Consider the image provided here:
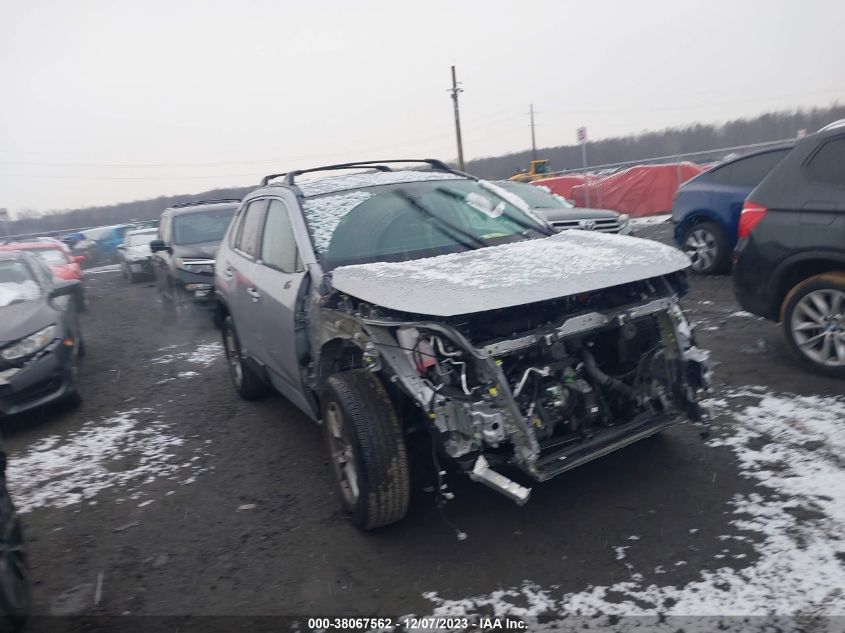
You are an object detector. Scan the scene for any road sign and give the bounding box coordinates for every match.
[577,126,587,144]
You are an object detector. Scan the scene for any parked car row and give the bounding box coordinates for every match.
[671,120,845,375]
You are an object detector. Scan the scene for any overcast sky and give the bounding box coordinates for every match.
[1,0,843,214]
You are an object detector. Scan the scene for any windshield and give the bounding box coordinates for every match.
[0,260,42,307]
[303,179,550,270]
[172,209,235,245]
[125,232,157,247]
[32,248,69,265]
[497,181,572,209]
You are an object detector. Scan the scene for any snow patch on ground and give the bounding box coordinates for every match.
[151,341,223,367]
[631,213,671,226]
[85,264,121,275]
[729,311,761,319]
[7,408,212,513]
[422,387,845,627]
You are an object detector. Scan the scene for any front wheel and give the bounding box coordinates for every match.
[781,273,845,378]
[682,221,729,275]
[322,369,410,530]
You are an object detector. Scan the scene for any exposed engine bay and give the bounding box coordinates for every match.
[318,272,711,505]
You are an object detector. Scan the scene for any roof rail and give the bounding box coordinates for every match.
[170,198,241,209]
[818,119,845,133]
[260,159,464,187]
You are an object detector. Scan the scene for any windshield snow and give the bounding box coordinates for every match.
[302,178,549,270]
[0,261,42,307]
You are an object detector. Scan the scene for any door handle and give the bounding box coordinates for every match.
[221,265,234,279]
[247,287,261,301]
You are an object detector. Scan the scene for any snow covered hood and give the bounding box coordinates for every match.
[331,230,691,317]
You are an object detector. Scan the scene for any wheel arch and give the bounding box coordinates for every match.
[771,252,845,318]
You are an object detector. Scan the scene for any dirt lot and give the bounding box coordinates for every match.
[5,221,844,628]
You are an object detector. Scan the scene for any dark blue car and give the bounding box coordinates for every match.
[672,145,793,274]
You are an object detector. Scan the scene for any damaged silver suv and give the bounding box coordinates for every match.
[215,160,711,530]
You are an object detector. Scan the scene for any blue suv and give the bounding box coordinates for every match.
[672,145,792,274]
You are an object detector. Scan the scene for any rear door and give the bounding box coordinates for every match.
[248,198,312,414]
[800,134,845,249]
[222,199,268,357]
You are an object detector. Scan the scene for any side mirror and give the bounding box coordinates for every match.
[72,255,85,264]
[49,279,80,299]
[150,239,168,253]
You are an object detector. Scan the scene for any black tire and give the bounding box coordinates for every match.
[681,221,730,275]
[780,272,845,379]
[221,316,270,400]
[322,369,410,530]
[0,481,28,633]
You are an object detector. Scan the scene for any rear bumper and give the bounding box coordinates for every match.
[0,342,75,417]
[173,270,216,310]
[732,241,780,321]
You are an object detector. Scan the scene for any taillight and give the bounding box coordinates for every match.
[738,201,768,240]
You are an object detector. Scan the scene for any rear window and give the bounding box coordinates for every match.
[806,136,845,186]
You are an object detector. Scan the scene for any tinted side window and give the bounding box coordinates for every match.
[236,200,268,258]
[708,163,736,186]
[729,150,790,187]
[710,150,788,187]
[806,137,845,186]
[261,200,301,273]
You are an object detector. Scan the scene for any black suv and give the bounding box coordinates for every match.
[150,200,238,312]
[734,121,845,377]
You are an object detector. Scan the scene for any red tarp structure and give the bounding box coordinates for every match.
[531,175,587,199]
[568,162,705,217]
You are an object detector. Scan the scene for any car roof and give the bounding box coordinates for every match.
[0,241,63,251]
[0,250,27,261]
[165,201,240,215]
[126,227,158,236]
[253,169,466,201]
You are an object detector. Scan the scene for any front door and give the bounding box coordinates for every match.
[249,198,312,416]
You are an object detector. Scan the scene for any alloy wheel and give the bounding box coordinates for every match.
[325,402,360,506]
[684,228,718,272]
[790,289,845,366]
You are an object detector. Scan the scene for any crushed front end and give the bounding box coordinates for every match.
[324,271,711,505]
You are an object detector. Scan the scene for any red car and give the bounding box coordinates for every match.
[0,241,85,282]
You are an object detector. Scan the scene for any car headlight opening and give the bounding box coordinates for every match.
[1,324,58,361]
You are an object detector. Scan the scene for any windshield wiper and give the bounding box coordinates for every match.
[391,189,489,251]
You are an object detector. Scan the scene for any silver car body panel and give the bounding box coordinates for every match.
[331,230,691,317]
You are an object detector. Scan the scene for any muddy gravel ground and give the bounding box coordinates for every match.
[4,221,844,629]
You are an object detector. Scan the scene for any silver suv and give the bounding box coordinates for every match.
[215,160,712,530]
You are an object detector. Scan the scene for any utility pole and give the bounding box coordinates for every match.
[529,104,537,161]
[449,65,465,170]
